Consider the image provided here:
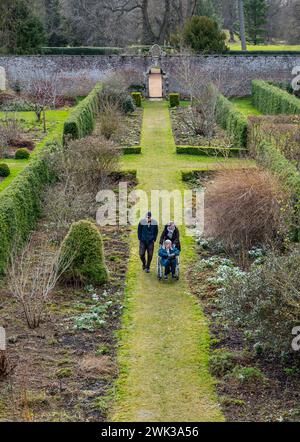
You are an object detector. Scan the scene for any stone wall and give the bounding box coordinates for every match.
[0,54,299,96]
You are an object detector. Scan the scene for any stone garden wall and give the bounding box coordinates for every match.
[0,54,299,96]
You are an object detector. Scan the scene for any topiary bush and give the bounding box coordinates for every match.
[15,148,30,160]
[59,220,109,286]
[0,163,10,177]
[131,92,142,107]
[169,93,180,108]
[63,83,102,141]
[215,94,248,148]
[252,80,300,115]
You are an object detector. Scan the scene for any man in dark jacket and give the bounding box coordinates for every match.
[159,221,181,251]
[138,211,158,273]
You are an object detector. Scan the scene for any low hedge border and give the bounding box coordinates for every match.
[181,169,217,182]
[122,146,142,154]
[256,141,300,240]
[109,170,137,182]
[63,83,102,140]
[252,80,300,115]
[176,145,245,157]
[215,94,248,148]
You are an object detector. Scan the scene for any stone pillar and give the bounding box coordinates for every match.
[0,66,6,91]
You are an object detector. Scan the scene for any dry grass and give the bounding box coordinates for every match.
[205,168,290,259]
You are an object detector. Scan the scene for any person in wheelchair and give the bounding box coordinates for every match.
[158,239,180,280]
[159,221,181,251]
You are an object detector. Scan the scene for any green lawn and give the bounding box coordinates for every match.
[0,159,28,192]
[230,97,262,116]
[229,43,300,51]
[0,109,69,192]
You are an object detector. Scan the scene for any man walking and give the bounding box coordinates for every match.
[138,212,158,273]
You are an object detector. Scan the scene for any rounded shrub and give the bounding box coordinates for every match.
[0,163,10,178]
[15,148,30,160]
[59,220,109,286]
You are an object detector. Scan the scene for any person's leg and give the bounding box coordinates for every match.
[139,242,146,270]
[171,258,176,276]
[164,261,170,279]
[146,242,154,270]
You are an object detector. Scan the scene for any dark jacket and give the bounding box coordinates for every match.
[159,225,181,251]
[138,219,158,244]
[158,246,180,267]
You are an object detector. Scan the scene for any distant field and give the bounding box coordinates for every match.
[228,43,300,51]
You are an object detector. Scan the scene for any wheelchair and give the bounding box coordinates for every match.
[157,255,180,281]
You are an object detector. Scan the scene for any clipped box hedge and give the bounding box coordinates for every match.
[63,83,102,140]
[169,93,180,108]
[131,92,142,107]
[0,149,54,274]
[252,80,300,115]
[256,141,300,240]
[176,145,245,157]
[122,146,142,154]
[215,94,248,148]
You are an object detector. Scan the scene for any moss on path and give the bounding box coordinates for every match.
[112,101,230,422]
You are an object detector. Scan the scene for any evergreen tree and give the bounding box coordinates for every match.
[183,15,228,53]
[0,0,45,54]
[244,0,268,45]
[44,0,67,46]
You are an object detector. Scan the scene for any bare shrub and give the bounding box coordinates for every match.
[8,238,74,329]
[205,168,291,260]
[52,136,120,191]
[43,136,119,239]
[98,102,123,140]
[220,248,300,355]
[0,115,23,155]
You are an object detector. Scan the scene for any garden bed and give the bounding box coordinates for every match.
[0,174,135,422]
[170,105,231,147]
[185,172,300,422]
[188,245,300,422]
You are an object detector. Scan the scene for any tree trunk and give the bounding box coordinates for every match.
[43,108,46,133]
[238,0,247,50]
[141,0,157,44]
[229,27,236,43]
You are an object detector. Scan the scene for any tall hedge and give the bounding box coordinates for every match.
[252,80,300,115]
[63,83,102,140]
[215,94,248,148]
[256,141,300,240]
[0,150,54,274]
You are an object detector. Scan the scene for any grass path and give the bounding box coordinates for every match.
[111,101,228,422]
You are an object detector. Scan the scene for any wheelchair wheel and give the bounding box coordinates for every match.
[157,256,163,280]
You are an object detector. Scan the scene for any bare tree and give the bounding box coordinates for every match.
[27,72,60,132]
[8,238,74,329]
